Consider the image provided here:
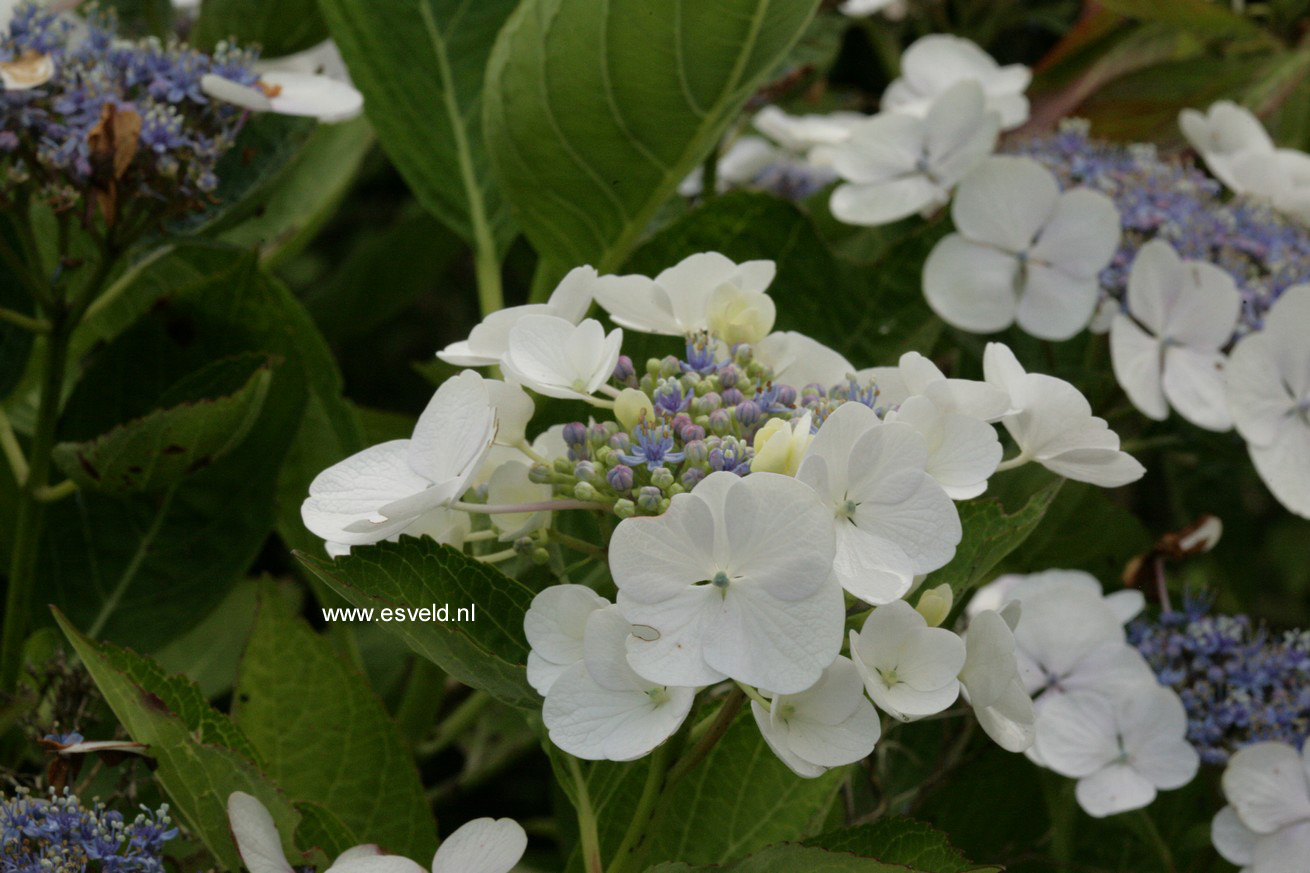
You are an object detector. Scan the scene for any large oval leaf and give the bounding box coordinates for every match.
[318,0,519,254]
[482,0,819,270]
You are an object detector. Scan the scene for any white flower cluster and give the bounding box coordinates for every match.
[299,246,1145,777]
[227,792,526,873]
[970,570,1199,818]
[509,257,1144,775]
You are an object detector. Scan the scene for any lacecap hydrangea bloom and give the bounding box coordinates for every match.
[0,1,359,226]
[301,248,1148,776]
[0,786,177,873]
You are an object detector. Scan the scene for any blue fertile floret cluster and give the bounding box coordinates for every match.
[1130,594,1310,765]
[1010,120,1310,334]
[0,786,177,873]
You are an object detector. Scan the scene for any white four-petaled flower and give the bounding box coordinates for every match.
[300,370,495,552]
[983,343,1145,487]
[924,156,1121,341]
[828,81,1000,227]
[1226,285,1310,518]
[1110,239,1240,431]
[610,471,843,695]
[797,404,961,604]
[593,252,775,339]
[502,315,622,403]
[882,34,1032,130]
[542,605,695,761]
[1212,741,1310,873]
[850,600,966,721]
[437,266,595,367]
[1034,686,1199,818]
[751,656,882,779]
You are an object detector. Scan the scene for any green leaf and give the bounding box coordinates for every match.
[645,843,999,873]
[193,0,328,57]
[293,802,361,863]
[555,712,842,871]
[153,577,263,699]
[170,115,317,237]
[219,117,375,266]
[53,610,298,872]
[804,819,998,873]
[998,478,1151,581]
[318,0,518,253]
[927,478,1063,600]
[1095,0,1270,40]
[51,353,273,494]
[232,587,438,860]
[36,245,334,651]
[297,538,538,709]
[483,0,821,270]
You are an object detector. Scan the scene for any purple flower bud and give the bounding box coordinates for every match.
[684,439,709,464]
[681,468,705,489]
[607,464,634,492]
[681,424,706,442]
[721,388,745,406]
[612,355,636,385]
[575,461,596,482]
[735,400,762,427]
[609,432,632,453]
[563,421,589,447]
[708,408,732,436]
[776,385,798,406]
[718,365,739,388]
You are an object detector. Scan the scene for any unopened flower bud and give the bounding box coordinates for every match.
[563,421,588,448]
[614,498,636,518]
[650,467,675,490]
[636,486,662,512]
[709,408,732,436]
[684,439,709,465]
[721,388,745,406]
[719,365,739,388]
[915,584,954,628]
[681,468,705,489]
[607,464,634,492]
[609,432,632,453]
[529,463,552,484]
[776,385,798,406]
[574,461,596,482]
[735,400,762,427]
[612,355,636,386]
[573,481,598,500]
[681,424,705,442]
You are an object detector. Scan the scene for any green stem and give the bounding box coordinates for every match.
[566,754,604,873]
[1132,809,1176,873]
[615,689,745,873]
[0,407,28,486]
[393,657,446,749]
[606,740,672,873]
[0,319,71,691]
[0,306,48,333]
[418,3,503,319]
[416,689,491,757]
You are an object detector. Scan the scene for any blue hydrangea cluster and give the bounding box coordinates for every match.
[1129,594,1310,765]
[1,3,260,213]
[1007,119,1310,332]
[525,333,880,517]
[0,786,177,873]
